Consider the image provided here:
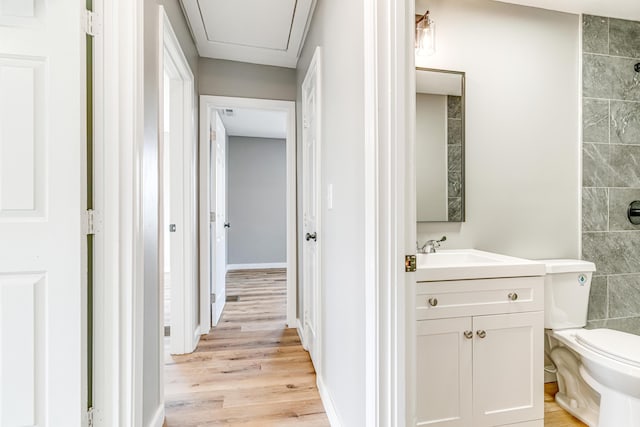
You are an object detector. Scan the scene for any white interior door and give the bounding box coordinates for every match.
[212,111,227,325]
[302,48,321,367]
[0,1,84,425]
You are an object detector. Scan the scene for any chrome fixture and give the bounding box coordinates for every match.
[418,236,447,254]
[635,63,640,72]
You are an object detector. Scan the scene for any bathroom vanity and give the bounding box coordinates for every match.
[415,250,546,427]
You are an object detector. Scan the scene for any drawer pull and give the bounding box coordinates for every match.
[508,292,518,301]
[428,297,438,307]
[477,330,487,339]
[463,330,473,339]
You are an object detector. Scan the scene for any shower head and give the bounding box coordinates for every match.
[636,62,640,73]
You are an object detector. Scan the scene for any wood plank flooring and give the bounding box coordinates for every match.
[164,269,330,426]
[544,382,587,426]
[164,269,587,426]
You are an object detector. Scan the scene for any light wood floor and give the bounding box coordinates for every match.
[164,269,330,426]
[544,382,587,426]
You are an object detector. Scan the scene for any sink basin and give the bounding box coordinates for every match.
[416,249,545,282]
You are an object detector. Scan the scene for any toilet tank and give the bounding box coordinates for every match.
[539,259,596,329]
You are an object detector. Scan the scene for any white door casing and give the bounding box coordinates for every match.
[159,6,199,355]
[0,0,84,425]
[212,111,227,325]
[301,47,322,369]
[199,96,297,332]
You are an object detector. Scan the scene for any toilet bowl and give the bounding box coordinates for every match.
[542,259,640,427]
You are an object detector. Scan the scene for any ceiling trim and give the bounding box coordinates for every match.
[494,0,640,21]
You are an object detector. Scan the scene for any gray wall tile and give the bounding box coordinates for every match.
[583,98,609,143]
[611,101,640,145]
[583,143,611,187]
[583,15,609,55]
[609,274,640,317]
[448,198,462,222]
[610,144,640,187]
[582,187,608,231]
[448,171,461,197]
[609,18,640,58]
[609,188,640,230]
[587,317,640,334]
[448,145,462,172]
[448,95,462,119]
[447,119,462,145]
[583,232,640,275]
[587,275,607,320]
[584,54,640,101]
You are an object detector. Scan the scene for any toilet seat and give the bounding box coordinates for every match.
[575,328,640,368]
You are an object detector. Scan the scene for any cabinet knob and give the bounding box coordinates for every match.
[463,330,473,339]
[477,330,487,339]
[428,297,438,307]
[508,292,518,301]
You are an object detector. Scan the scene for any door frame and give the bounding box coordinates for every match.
[159,6,199,355]
[363,0,413,425]
[199,95,298,330]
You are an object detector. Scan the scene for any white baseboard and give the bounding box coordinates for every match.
[317,374,342,427]
[227,262,287,271]
[296,318,307,350]
[148,404,164,427]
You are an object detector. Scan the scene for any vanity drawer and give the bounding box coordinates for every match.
[416,276,543,320]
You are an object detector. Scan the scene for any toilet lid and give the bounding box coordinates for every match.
[575,328,640,368]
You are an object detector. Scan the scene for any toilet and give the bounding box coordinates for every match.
[543,259,640,427]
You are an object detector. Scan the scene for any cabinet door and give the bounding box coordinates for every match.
[416,317,473,427]
[472,312,544,427]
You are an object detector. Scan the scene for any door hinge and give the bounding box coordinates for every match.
[83,209,102,235]
[405,255,417,272]
[87,407,95,427]
[211,293,216,303]
[84,10,101,36]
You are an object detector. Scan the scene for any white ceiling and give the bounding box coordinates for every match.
[181,0,317,68]
[495,0,640,20]
[218,108,288,139]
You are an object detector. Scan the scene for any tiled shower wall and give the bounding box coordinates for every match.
[447,95,462,221]
[582,15,640,333]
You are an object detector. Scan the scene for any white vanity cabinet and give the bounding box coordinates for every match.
[415,277,544,427]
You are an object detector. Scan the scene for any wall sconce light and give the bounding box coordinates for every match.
[415,11,435,56]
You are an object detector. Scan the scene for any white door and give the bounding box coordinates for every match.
[416,318,473,427]
[0,1,84,425]
[302,48,321,366]
[212,112,227,325]
[472,312,544,427]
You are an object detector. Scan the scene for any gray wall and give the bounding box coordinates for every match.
[142,0,199,424]
[199,58,297,101]
[582,15,640,334]
[416,0,580,260]
[296,0,366,424]
[227,137,287,265]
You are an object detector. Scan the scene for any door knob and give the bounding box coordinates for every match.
[305,232,317,241]
[224,222,230,229]
[477,330,487,339]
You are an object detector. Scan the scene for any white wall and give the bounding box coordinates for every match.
[227,136,287,265]
[416,93,448,221]
[296,0,366,424]
[415,0,580,259]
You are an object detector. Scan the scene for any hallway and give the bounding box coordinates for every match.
[164,269,329,426]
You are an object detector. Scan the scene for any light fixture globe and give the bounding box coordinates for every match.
[415,11,436,56]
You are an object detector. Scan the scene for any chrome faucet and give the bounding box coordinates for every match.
[417,236,447,254]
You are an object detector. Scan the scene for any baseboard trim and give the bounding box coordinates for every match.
[227,262,287,271]
[317,374,342,427]
[296,318,307,350]
[148,404,164,427]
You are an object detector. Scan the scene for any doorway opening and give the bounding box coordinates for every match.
[199,96,298,331]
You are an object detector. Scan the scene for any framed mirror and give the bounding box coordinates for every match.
[416,67,465,222]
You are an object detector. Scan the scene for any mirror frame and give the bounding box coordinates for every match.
[415,67,466,222]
